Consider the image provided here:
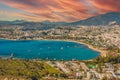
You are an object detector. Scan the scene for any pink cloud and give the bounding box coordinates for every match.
[0,0,120,22]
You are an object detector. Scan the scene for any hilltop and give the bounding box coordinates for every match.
[0,12,120,30]
[70,12,120,26]
[0,59,62,79]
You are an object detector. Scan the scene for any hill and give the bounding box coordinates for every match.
[70,12,120,26]
[0,59,61,79]
[0,20,67,30]
[0,12,120,30]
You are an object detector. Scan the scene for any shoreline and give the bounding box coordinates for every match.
[0,38,107,57]
[45,39,107,57]
[71,40,107,57]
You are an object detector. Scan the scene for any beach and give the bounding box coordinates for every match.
[0,38,107,57]
[73,41,107,57]
[48,39,107,57]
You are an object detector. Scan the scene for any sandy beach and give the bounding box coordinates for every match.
[0,38,107,57]
[48,39,108,57]
[71,40,107,57]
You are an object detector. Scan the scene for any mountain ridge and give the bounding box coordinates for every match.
[0,12,120,30]
[70,12,120,26]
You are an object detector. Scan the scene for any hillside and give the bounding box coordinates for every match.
[70,12,120,26]
[0,20,67,30]
[0,59,61,79]
[0,12,120,30]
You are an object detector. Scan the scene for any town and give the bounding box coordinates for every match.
[0,0,120,79]
[0,23,120,54]
[0,22,120,80]
[0,54,120,80]
[46,60,120,80]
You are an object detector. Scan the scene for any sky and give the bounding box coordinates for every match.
[0,0,120,22]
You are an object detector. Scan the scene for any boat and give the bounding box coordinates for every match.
[40,48,42,50]
[75,46,77,47]
[48,47,50,49]
[61,47,64,50]
[67,46,69,47]
[28,50,31,52]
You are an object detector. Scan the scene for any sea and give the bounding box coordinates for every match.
[0,39,100,60]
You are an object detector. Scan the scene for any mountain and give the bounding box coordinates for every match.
[0,12,120,30]
[0,20,67,30]
[12,20,27,24]
[0,20,26,24]
[70,12,120,26]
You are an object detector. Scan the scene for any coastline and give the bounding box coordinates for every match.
[70,40,107,57]
[0,38,107,57]
[46,39,107,57]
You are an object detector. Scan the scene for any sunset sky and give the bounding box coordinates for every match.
[0,0,120,22]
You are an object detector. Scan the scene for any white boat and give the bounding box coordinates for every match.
[61,47,64,50]
[75,46,77,47]
[48,47,50,49]
[67,46,69,47]
[28,50,31,52]
[40,48,42,50]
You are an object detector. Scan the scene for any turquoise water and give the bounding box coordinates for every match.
[0,39,100,60]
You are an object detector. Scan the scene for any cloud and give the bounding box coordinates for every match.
[0,0,120,22]
[90,0,120,13]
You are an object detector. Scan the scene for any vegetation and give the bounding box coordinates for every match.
[93,54,120,64]
[0,59,62,79]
